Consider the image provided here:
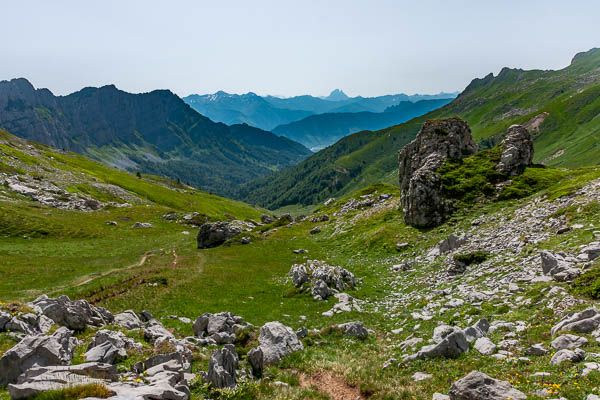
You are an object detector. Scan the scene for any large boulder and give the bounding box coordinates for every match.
[207,345,238,389]
[448,371,527,400]
[258,321,304,365]
[197,222,241,249]
[398,118,477,227]
[28,295,113,330]
[551,334,589,350]
[7,363,117,399]
[0,327,77,386]
[495,124,534,176]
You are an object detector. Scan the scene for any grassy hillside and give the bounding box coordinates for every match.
[2,149,600,399]
[238,48,600,209]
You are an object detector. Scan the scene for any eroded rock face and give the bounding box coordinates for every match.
[0,327,77,386]
[448,371,526,400]
[197,222,242,249]
[207,345,238,389]
[398,118,477,227]
[495,125,534,176]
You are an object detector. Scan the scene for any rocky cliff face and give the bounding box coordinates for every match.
[398,118,477,227]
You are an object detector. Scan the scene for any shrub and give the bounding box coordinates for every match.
[453,251,490,266]
[571,267,600,299]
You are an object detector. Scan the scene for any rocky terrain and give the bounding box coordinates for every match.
[2,116,600,400]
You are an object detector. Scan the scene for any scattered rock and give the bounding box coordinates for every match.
[474,337,496,355]
[448,371,527,400]
[289,260,356,301]
[552,308,600,336]
[197,221,242,249]
[310,226,322,235]
[192,312,251,345]
[114,310,144,330]
[336,321,368,339]
[405,330,468,362]
[550,348,586,365]
[551,334,589,350]
[0,327,77,385]
[258,322,303,365]
[29,295,113,330]
[524,343,548,356]
[132,222,153,228]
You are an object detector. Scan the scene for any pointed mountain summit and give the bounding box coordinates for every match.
[324,89,349,101]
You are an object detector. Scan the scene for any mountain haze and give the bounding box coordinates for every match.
[273,98,453,150]
[183,89,457,131]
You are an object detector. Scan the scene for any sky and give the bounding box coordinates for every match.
[1,0,599,98]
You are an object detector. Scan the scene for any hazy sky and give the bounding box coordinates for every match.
[1,0,598,97]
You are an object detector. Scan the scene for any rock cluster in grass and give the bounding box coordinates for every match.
[0,295,318,396]
[289,260,356,301]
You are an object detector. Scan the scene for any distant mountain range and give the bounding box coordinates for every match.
[237,48,600,209]
[272,98,453,150]
[0,78,312,197]
[182,89,458,132]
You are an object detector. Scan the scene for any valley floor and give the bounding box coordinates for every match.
[2,167,600,399]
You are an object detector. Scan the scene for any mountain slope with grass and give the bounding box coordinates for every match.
[2,127,600,399]
[0,79,312,198]
[273,98,453,151]
[238,48,600,209]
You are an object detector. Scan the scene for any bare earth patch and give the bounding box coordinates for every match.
[300,371,368,400]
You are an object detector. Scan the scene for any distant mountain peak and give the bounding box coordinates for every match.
[324,89,349,101]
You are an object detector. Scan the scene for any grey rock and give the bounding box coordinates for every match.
[433,393,450,400]
[310,226,321,235]
[258,321,304,365]
[7,363,117,399]
[192,312,250,344]
[132,222,153,228]
[260,214,275,224]
[144,320,174,343]
[495,124,534,176]
[398,118,477,227]
[29,294,113,330]
[296,327,308,339]
[524,343,548,356]
[0,327,77,385]
[247,347,264,378]
[337,321,368,339]
[552,308,600,336]
[448,371,527,400]
[84,330,139,364]
[550,348,586,365]
[207,345,238,389]
[197,221,241,249]
[474,337,496,355]
[405,330,468,362]
[412,372,433,382]
[540,250,581,282]
[114,310,143,330]
[551,334,589,350]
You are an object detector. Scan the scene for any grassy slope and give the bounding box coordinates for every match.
[239,48,600,209]
[2,161,600,399]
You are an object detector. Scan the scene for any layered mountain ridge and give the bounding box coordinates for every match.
[0,79,312,197]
